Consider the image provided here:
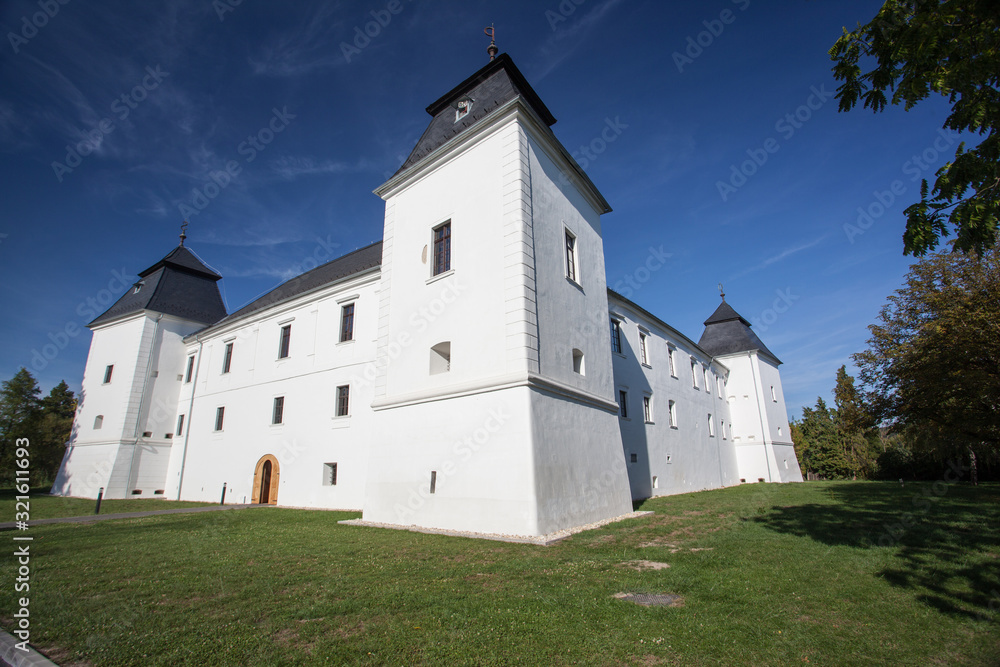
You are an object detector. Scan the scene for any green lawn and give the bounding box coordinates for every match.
[0,488,215,520]
[1,481,997,665]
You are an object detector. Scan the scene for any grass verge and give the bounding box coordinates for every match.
[1,481,997,665]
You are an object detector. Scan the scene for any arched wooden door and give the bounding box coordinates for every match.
[251,454,279,505]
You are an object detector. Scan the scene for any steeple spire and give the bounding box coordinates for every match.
[485,25,498,61]
[179,221,188,247]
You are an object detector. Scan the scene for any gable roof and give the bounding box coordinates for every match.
[697,299,781,364]
[198,241,383,335]
[393,53,556,177]
[89,245,227,327]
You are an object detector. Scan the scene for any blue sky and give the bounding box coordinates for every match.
[0,0,959,419]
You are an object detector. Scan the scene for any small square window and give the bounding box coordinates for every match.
[336,385,350,417]
[630,452,638,464]
[324,462,338,486]
[433,222,452,276]
[340,303,355,343]
[272,396,284,425]
[214,406,225,432]
[278,324,292,359]
[94,415,104,429]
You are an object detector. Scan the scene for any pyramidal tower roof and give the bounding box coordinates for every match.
[89,240,227,328]
[697,297,781,364]
[392,52,556,177]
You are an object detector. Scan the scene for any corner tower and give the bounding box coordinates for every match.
[363,54,633,536]
[52,239,226,499]
[698,297,803,483]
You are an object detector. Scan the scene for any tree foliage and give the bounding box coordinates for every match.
[0,368,76,486]
[853,246,1000,457]
[830,0,1000,255]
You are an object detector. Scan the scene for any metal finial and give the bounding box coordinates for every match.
[180,221,188,247]
[485,25,497,61]
[718,283,725,300]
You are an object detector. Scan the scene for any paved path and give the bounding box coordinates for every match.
[0,503,268,530]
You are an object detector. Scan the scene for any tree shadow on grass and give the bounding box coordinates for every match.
[753,482,1000,623]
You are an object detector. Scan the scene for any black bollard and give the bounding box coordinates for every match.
[220,482,227,505]
[95,487,104,515]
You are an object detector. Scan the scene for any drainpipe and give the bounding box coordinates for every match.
[125,314,162,496]
[176,334,204,500]
[748,351,773,482]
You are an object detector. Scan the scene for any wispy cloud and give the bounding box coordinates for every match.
[729,235,828,280]
[270,155,371,180]
[249,1,347,76]
[534,0,626,80]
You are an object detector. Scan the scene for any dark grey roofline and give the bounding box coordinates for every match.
[186,241,383,341]
[426,53,556,125]
[607,289,726,369]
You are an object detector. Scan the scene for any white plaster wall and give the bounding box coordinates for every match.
[608,299,739,499]
[363,387,540,535]
[50,442,119,498]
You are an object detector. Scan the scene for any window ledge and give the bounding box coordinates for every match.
[337,339,356,347]
[566,277,584,293]
[426,269,454,286]
[613,351,627,359]
[641,363,652,370]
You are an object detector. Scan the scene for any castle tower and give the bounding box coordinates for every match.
[362,53,633,536]
[698,297,803,483]
[52,240,227,499]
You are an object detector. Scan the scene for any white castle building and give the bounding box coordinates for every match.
[52,54,802,538]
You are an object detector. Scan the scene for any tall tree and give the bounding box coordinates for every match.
[853,246,1000,476]
[830,0,1000,255]
[0,368,42,482]
[37,381,76,484]
[791,398,852,480]
[833,365,878,479]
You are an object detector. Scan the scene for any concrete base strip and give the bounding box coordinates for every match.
[339,511,654,545]
[0,629,57,667]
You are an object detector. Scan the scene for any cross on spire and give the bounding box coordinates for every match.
[485,25,498,61]
[179,221,189,247]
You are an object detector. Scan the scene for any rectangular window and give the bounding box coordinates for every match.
[639,333,649,366]
[433,222,452,276]
[340,303,355,342]
[214,406,225,432]
[272,396,284,425]
[610,319,622,354]
[176,414,185,437]
[222,342,233,374]
[708,414,715,437]
[668,345,676,377]
[643,395,652,423]
[278,324,291,359]
[565,230,577,282]
[324,462,338,486]
[185,355,195,383]
[704,367,711,392]
[691,359,698,388]
[668,400,677,428]
[717,375,722,398]
[429,471,437,494]
[771,385,777,402]
[336,385,350,417]
[630,453,638,463]
[618,390,628,419]
[103,364,114,384]
[721,420,727,440]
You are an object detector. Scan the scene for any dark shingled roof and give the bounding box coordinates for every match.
[697,299,781,364]
[201,241,383,334]
[89,245,227,327]
[393,53,556,177]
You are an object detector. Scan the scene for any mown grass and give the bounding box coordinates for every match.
[1,481,997,666]
[0,488,215,520]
